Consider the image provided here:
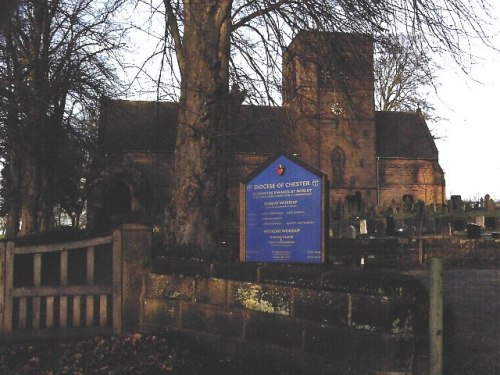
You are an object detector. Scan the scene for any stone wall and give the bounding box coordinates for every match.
[415,237,500,268]
[142,258,426,375]
[378,158,445,207]
[330,237,500,269]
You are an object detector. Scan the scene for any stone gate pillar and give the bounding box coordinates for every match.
[115,224,152,332]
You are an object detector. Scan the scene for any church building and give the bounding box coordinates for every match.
[89,31,445,230]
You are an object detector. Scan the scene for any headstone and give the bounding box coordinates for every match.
[475,216,485,228]
[466,223,481,239]
[452,219,466,232]
[385,216,395,236]
[359,219,367,235]
[345,225,356,239]
[450,195,463,211]
[485,217,497,230]
[240,154,327,263]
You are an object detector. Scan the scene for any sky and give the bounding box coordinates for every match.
[432,5,500,200]
[123,2,500,201]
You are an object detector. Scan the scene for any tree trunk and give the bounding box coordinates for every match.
[168,1,234,256]
[19,155,40,236]
[5,205,20,239]
[4,148,22,238]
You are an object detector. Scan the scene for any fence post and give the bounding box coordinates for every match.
[429,257,443,375]
[0,241,5,334]
[3,242,15,334]
[118,224,152,333]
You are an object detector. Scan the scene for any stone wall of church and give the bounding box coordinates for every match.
[378,158,445,206]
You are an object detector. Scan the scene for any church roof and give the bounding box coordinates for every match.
[375,111,439,159]
[101,100,439,161]
[101,99,295,154]
[100,99,178,152]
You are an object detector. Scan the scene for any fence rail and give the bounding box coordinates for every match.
[0,233,122,341]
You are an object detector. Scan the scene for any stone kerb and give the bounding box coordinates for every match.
[142,257,423,374]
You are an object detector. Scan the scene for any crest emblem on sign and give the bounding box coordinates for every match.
[276,163,286,175]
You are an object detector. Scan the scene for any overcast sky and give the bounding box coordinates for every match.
[433,4,500,200]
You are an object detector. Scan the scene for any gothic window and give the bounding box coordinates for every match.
[109,181,131,215]
[331,146,346,188]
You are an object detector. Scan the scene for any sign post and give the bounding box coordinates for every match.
[240,154,328,263]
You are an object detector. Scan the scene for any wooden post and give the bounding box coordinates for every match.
[0,242,5,334]
[32,253,42,329]
[60,250,68,328]
[112,229,122,334]
[429,257,443,375]
[418,238,424,265]
[3,242,15,333]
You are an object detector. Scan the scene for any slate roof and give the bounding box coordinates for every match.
[101,99,178,152]
[101,100,439,160]
[101,100,295,154]
[375,111,439,159]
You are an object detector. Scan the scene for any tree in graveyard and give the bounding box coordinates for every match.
[374,33,438,120]
[0,0,126,237]
[148,0,495,256]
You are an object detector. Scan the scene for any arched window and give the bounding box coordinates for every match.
[109,181,131,215]
[331,146,346,187]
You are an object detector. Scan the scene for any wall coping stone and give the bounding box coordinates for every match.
[151,256,426,298]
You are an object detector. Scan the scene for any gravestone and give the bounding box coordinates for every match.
[475,216,485,228]
[450,195,463,211]
[466,223,481,239]
[240,153,328,263]
[359,219,368,235]
[485,217,497,230]
[345,225,356,239]
[385,216,395,236]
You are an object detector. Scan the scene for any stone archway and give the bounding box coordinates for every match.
[109,181,132,216]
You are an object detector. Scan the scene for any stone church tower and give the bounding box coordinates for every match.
[283,31,378,210]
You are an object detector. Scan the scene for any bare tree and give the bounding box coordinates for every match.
[374,33,438,119]
[138,0,495,256]
[0,0,127,237]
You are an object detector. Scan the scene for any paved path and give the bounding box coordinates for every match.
[408,269,500,375]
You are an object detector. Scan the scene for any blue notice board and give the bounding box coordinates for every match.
[240,154,327,263]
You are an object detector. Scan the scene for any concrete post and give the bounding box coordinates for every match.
[429,257,443,375]
[117,224,152,333]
